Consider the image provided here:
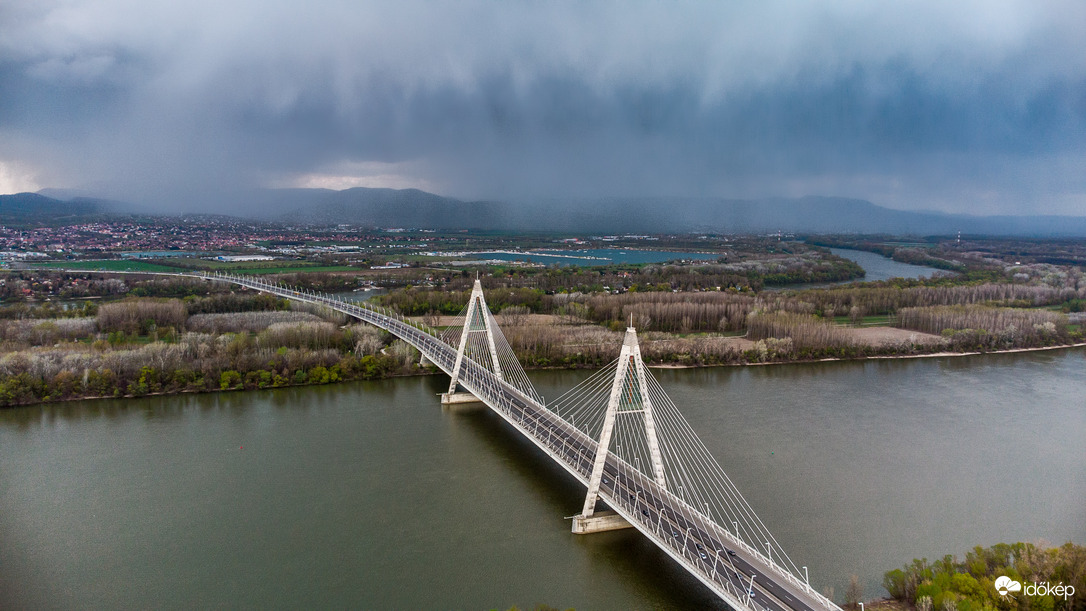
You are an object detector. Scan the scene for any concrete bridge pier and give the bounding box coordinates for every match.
[440,391,483,405]
[571,510,633,534]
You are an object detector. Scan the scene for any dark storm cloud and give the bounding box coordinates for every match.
[1,0,1084,213]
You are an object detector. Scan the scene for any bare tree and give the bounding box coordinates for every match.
[422,309,441,329]
[848,306,864,327]
[499,305,530,327]
[845,574,863,610]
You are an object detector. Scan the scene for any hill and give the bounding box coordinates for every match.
[242,189,1086,235]
[0,192,104,223]
[252,187,508,229]
[507,195,1086,236]
[5,188,1086,236]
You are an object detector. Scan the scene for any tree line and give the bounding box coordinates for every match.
[883,542,1085,611]
[379,280,1082,347]
[800,283,1083,317]
[896,305,1070,350]
[0,293,423,407]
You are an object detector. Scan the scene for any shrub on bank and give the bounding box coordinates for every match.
[0,322,421,408]
[883,542,1085,611]
[897,305,1069,348]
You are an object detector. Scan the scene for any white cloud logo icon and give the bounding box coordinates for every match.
[995,576,1022,596]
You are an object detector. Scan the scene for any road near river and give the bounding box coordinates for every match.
[2,348,1083,609]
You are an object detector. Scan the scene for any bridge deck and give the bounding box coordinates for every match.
[212,272,840,611]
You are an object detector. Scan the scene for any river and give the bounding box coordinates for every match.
[827,248,947,282]
[469,248,721,267]
[2,349,1083,609]
[465,247,947,280]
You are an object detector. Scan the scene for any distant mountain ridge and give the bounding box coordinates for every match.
[253,187,507,229]
[0,192,101,218]
[4,188,1086,236]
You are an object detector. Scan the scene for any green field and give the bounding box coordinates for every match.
[166,259,358,274]
[831,314,898,327]
[29,259,358,276]
[32,260,179,273]
[227,265,357,275]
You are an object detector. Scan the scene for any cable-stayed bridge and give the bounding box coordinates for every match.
[205,271,842,611]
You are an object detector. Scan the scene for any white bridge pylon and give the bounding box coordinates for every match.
[441,279,541,405]
[575,326,667,531]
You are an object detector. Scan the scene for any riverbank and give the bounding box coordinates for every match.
[2,280,1083,407]
[0,294,425,408]
[862,598,910,611]
[866,341,1086,360]
[876,542,1086,611]
[4,335,1083,409]
[646,341,1086,368]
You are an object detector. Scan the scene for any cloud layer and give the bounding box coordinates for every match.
[2,0,1084,214]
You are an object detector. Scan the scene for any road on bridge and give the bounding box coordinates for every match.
[211,272,838,611]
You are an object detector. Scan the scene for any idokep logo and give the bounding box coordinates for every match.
[995,576,1022,596]
[995,575,1076,601]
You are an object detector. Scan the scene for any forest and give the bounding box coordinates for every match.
[379,272,1084,366]
[0,292,424,407]
[880,542,1085,611]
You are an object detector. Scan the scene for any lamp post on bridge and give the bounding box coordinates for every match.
[682,526,694,550]
[803,566,810,592]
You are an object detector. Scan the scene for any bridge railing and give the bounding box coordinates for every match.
[62,269,778,609]
[444,360,775,611]
[207,271,839,611]
[206,271,441,339]
[460,364,835,611]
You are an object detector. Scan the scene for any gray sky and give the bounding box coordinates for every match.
[1,0,1084,215]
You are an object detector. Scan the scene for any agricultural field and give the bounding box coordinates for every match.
[215,264,357,275]
[157,259,359,274]
[31,260,179,273]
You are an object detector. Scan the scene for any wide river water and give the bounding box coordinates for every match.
[464,246,947,281]
[2,349,1083,609]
